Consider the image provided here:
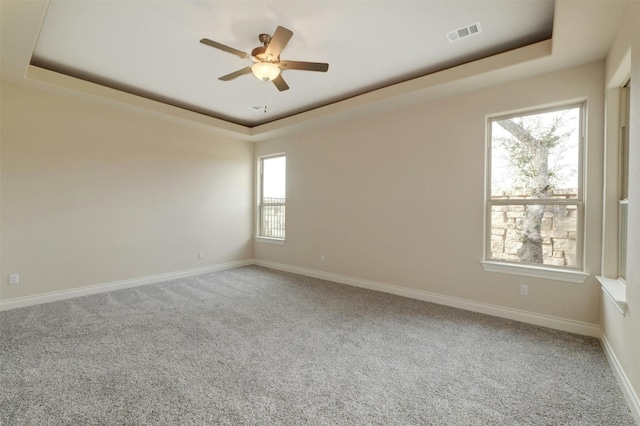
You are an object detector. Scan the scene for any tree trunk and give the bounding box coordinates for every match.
[497,119,549,264]
[517,205,545,263]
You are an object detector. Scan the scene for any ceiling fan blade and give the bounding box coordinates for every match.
[218,67,252,81]
[264,26,293,59]
[279,60,329,72]
[200,38,248,59]
[272,75,290,91]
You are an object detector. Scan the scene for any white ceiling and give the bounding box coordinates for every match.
[0,1,630,138]
[29,0,554,126]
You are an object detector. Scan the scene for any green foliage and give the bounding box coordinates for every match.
[495,110,576,195]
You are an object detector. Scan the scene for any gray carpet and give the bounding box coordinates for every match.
[0,265,635,425]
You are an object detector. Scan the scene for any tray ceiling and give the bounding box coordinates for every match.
[30,1,554,127]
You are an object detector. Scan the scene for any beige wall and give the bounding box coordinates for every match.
[1,82,254,300]
[255,62,605,325]
[602,0,640,412]
[0,7,637,414]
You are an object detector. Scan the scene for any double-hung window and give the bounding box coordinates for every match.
[258,155,286,240]
[618,81,630,282]
[596,80,630,314]
[484,104,585,276]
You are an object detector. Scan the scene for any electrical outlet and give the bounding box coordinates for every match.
[520,284,528,296]
[320,255,325,263]
[198,252,204,260]
[9,274,19,285]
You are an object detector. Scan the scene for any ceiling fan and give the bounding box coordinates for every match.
[200,26,329,91]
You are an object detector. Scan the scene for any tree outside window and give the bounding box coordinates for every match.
[487,105,584,268]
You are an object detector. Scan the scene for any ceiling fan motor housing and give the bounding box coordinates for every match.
[253,34,274,60]
[251,45,269,59]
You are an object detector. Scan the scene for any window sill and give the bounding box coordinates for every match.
[255,237,285,245]
[481,261,589,283]
[596,276,627,315]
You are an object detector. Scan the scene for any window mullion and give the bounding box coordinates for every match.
[489,199,582,206]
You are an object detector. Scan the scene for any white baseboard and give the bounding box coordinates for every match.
[4,259,601,338]
[601,334,640,424]
[0,259,254,311]
[254,260,601,337]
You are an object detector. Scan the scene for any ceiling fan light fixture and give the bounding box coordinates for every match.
[201,26,328,91]
[251,62,280,82]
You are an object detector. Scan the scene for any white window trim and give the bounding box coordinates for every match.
[255,236,285,245]
[597,68,630,315]
[256,153,286,241]
[596,276,628,315]
[483,103,586,278]
[616,81,630,282]
[481,261,589,283]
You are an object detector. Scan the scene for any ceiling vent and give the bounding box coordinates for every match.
[447,22,481,42]
[249,105,264,111]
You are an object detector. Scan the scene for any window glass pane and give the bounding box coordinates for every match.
[262,156,286,202]
[260,155,286,239]
[618,82,630,280]
[619,201,627,281]
[620,82,630,200]
[490,204,578,267]
[491,107,580,200]
[261,205,285,238]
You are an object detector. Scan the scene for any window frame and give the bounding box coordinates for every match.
[482,102,588,282]
[597,78,630,315]
[617,81,630,282]
[256,154,286,243]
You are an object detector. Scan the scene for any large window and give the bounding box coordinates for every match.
[259,155,286,239]
[486,104,584,270]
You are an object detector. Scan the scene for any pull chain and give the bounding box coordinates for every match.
[264,81,268,114]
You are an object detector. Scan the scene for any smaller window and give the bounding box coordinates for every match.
[259,155,286,239]
[618,81,630,281]
[595,80,631,313]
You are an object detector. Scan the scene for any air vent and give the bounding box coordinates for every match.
[249,105,264,111]
[447,22,481,42]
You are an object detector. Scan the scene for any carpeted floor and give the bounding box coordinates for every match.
[0,266,635,425]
